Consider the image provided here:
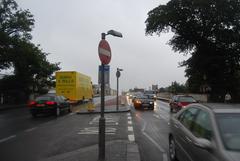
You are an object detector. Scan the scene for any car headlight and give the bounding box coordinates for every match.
[149,102,153,104]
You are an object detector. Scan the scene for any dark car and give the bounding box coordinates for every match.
[28,94,71,117]
[169,95,197,113]
[133,95,154,110]
[169,103,240,161]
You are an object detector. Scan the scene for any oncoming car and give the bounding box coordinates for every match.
[28,94,71,117]
[169,95,197,113]
[133,95,154,110]
[169,103,240,161]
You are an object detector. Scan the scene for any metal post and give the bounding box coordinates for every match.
[99,63,105,161]
[116,76,119,111]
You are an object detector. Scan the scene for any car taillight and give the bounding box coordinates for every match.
[45,101,56,105]
[28,101,36,107]
[177,102,183,107]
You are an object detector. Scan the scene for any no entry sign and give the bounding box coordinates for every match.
[98,39,111,65]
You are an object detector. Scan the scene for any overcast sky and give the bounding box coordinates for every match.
[17,0,188,91]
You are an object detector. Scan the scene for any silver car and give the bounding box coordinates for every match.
[169,103,240,161]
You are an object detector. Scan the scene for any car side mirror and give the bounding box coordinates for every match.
[194,138,213,150]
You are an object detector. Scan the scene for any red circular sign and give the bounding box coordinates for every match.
[98,39,111,64]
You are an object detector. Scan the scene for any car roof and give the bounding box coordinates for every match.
[199,103,240,113]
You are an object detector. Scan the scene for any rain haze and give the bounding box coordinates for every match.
[17,0,188,91]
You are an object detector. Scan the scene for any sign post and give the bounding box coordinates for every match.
[116,68,123,111]
[98,33,111,161]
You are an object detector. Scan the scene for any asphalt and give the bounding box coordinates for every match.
[39,140,140,161]
[66,97,140,161]
[0,96,141,161]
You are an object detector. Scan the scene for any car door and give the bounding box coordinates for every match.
[189,109,218,161]
[173,107,199,161]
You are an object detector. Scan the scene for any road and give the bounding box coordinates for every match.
[129,98,171,161]
[0,97,172,161]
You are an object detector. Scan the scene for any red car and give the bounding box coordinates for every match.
[169,95,197,113]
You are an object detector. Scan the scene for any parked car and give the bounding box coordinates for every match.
[133,95,154,110]
[28,94,71,117]
[169,95,197,112]
[169,103,240,161]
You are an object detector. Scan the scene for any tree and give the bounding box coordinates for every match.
[0,0,60,103]
[145,0,240,101]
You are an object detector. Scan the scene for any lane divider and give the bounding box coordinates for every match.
[127,112,135,142]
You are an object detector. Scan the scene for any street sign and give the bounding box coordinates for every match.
[98,65,110,84]
[116,70,120,78]
[98,39,111,65]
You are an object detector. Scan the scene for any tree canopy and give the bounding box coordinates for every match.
[0,0,60,103]
[146,0,240,101]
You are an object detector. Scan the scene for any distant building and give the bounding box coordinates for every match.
[152,85,158,91]
[129,88,144,93]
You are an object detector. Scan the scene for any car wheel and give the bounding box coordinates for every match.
[169,136,178,161]
[55,107,60,117]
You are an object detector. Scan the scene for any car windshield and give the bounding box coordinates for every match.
[216,113,240,151]
[138,95,149,99]
[179,96,196,102]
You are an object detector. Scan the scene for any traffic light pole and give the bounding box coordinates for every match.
[99,63,105,161]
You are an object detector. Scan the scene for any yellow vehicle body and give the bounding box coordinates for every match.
[56,71,93,103]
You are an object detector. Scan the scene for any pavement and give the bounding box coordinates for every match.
[72,96,131,114]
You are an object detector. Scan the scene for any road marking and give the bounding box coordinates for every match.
[127,113,130,116]
[153,114,160,119]
[0,135,16,143]
[136,114,168,161]
[128,121,132,125]
[128,126,133,131]
[69,113,75,116]
[128,134,135,142]
[89,115,119,125]
[78,127,116,135]
[24,127,37,132]
[128,116,132,120]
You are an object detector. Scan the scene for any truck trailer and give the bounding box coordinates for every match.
[56,71,93,104]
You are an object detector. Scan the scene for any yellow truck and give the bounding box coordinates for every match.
[56,71,93,104]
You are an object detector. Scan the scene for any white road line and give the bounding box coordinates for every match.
[128,121,132,125]
[127,113,130,116]
[128,116,132,120]
[153,114,160,119]
[136,114,168,161]
[128,134,135,142]
[24,127,37,132]
[128,126,133,131]
[0,135,16,143]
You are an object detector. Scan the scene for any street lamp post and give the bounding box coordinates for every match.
[98,30,122,161]
[116,68,123,111]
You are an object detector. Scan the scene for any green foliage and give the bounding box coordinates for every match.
[146,0,240,101]
[0,0,60,103]
[167,81,187,94]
